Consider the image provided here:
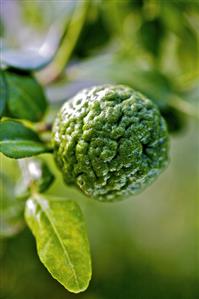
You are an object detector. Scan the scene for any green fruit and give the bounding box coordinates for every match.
[52,85,169,202]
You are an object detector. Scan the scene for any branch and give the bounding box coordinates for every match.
[38,0,90,85]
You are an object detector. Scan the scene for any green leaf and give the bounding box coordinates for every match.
[138,17,165,57]
[0,120,50,159]
[4,70,47,122]
[25,195,92,293]
[0,173,25,238]
[0,70,7,117]
[177,27,199,73]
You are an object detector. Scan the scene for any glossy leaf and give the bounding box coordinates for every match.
[25,195,92,293]
[0,70,7,117]
[4,70,47,122]
[0,120,50,159]
[1,1,76,71]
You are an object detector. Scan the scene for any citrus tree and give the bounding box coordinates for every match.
[0,0,198,295]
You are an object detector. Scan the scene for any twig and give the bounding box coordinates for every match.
[38,0,90,85]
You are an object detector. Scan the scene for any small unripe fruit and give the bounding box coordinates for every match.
[52,85,169,202]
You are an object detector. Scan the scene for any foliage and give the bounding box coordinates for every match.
[0,0,198,295]
[25,195,91,293]
[0,120,50,158]
[2,70,47,121]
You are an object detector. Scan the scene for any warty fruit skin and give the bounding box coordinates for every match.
[52,85,169,202]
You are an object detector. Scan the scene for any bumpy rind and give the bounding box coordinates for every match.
[52,85,169,201]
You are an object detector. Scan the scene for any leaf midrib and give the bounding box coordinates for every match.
[35,196,80,290]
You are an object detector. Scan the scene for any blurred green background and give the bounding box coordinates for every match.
[0,1,199,299]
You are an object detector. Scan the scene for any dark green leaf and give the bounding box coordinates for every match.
[0,70,7,117]
[0,173,25,238]
[0,120,50,159]
[139,18,165,57]
[161,106,186,133]
[25,195,92,293]
[4,70,47,122]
